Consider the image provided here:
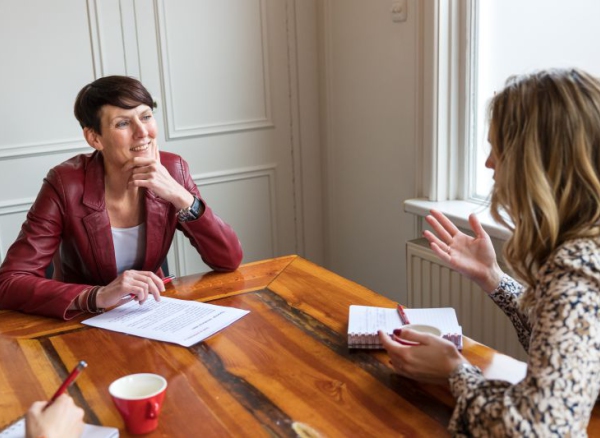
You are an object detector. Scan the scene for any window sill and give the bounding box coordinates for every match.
[404,198,511,241]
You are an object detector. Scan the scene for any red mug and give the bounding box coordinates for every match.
[109,373,167,435]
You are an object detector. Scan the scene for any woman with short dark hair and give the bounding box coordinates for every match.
[0,75,243,319]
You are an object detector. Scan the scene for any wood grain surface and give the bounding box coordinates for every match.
[0,255,598,437]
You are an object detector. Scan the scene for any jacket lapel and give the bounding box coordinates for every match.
[143,191,171,271]
[82,151,118,283]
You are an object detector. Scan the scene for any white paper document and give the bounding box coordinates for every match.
[82,297,249,347]
[0,418,119,438]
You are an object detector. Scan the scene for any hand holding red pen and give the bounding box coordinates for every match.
[122,274,175,301]
[95,270,168,308]
[378,329,467,385]
[26,394,84,438]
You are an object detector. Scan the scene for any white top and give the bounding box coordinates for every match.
[111,223,146,275]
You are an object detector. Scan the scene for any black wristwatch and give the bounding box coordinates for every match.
[177,196,202,222]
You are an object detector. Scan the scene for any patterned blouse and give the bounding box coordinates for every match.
[448,237,600,437]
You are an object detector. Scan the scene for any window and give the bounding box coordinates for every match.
[419,0,600,204]
[471,0,600,200]
[407,0,600,235]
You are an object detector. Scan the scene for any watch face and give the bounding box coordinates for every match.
[178,197,200,222]
[189,197,201,217]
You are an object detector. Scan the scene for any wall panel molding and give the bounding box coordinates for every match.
[87,0,104,78]
[92,0,141,77]
[172,165,279,276]
[0,198,35,215]
[0,141,89,161]
[0,0,104,160]
[155,0,274,140]
[0,197,34,262]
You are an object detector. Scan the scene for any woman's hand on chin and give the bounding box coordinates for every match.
[123,157,192,209]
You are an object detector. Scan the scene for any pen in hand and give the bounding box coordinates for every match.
[44,360,87,411]
[162,274,175,285]
[121,275,176,300]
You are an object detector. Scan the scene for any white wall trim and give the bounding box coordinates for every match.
[285,0,304,256]
[0,198,33,215]
[155,0,274,140]
[320,0,334,266]
[172,165,279,276]
[0,140,89,161]
[0,198,34,262]
[419,0,473,201]
[87,0,104,78]
[119,0,141,77]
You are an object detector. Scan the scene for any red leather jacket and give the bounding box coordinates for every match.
[0,151,243,319]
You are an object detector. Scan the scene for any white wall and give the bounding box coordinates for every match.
[0,0,421,303]
[0,0,325,277]
[320,0,418,302]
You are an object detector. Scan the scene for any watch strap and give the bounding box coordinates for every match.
[177,196,201,222]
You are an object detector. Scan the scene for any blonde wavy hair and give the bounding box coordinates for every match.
[488,68,600,299]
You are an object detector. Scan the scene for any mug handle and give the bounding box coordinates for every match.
[146,401,160,419]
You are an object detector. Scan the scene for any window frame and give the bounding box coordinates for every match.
[406,0,511,239]
[419,0,478,203]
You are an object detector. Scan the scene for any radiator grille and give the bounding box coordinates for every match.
[407,239,527,362]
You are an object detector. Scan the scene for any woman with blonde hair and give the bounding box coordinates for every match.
[380,68,600,436]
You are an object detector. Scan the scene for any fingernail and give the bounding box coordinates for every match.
[393,328,402,336]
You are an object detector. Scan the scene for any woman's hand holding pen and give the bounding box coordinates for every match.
[96,270,164,308]
[422,209,504,294]
[26,394,84,438]
[378,329,467,385]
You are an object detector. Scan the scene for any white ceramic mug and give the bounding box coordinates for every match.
[401,324,442,336]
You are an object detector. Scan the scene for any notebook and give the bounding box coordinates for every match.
[0,417,119,438]
[347,305,463,350]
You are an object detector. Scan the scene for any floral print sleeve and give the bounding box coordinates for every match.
[448,238,600,437]
[489,275,531,351]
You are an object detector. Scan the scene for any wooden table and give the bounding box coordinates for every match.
[0,255,598,437]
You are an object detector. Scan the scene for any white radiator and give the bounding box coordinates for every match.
[406,239,528,362]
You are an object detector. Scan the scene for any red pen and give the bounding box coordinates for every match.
[122,275,176,300]
[162,274,175,285]
[44,360,87,411]
[396,304,410,325]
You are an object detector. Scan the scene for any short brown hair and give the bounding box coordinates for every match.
[73,76,156,134]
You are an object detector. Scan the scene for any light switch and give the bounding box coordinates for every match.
[391,0,407,23]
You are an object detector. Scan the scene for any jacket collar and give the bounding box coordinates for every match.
[83,150,107,211]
